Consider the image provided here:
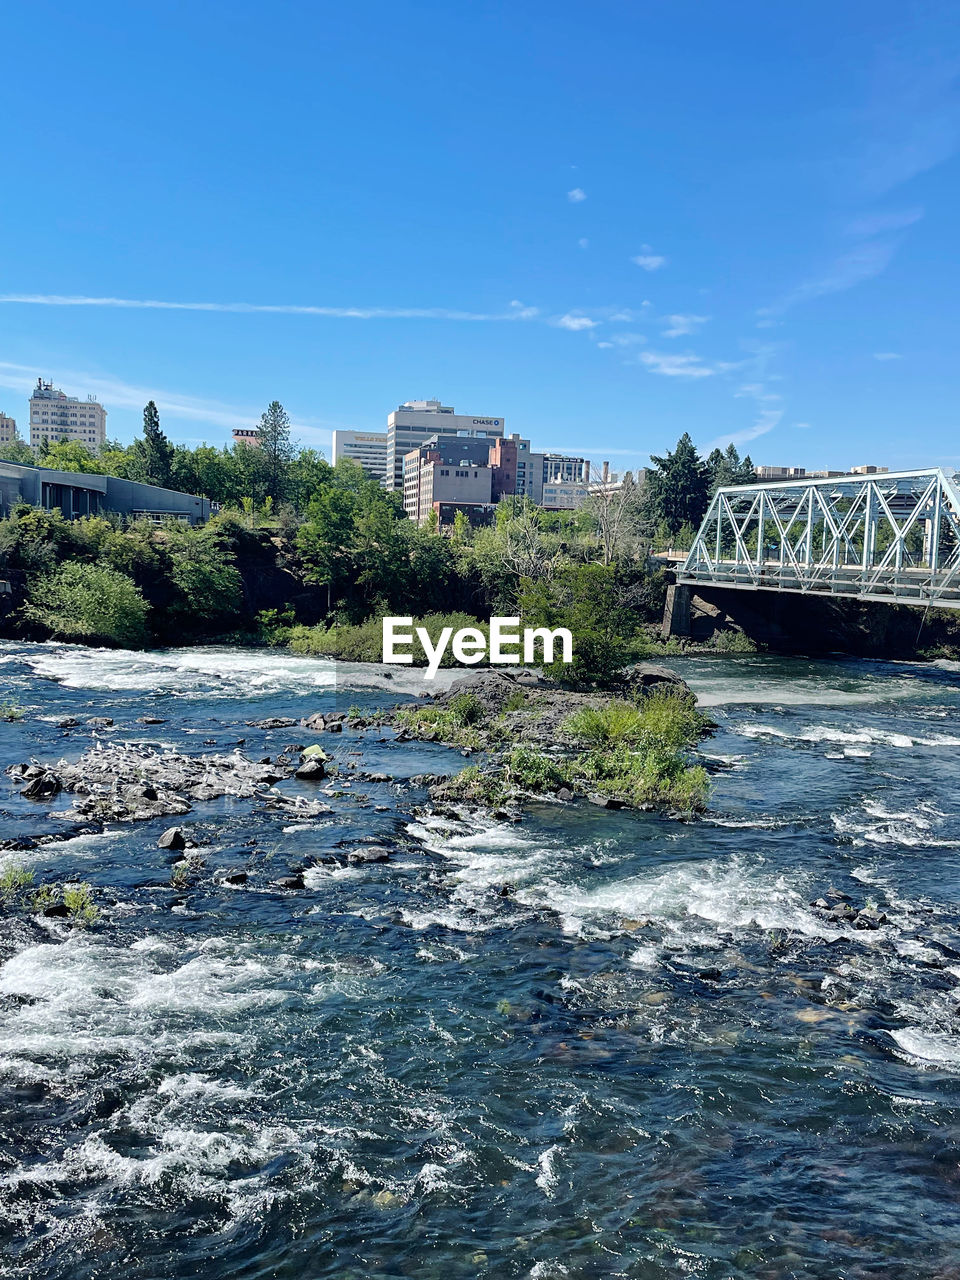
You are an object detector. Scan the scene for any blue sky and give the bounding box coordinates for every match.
[1,0,958,471]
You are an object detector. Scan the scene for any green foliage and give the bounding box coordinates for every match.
[0,700,24,721]
[23,560,150,647]
[707,629,758,653]
[503,688,527,713]
[130,401,174,488]
[291,613,490,665]
[0,864,34,903]
[256,401,295,504]
[504,746,570,792]
[395,689,491,748]
[520,563,638,688]
[644,432,711,539]
[62,882,99,926]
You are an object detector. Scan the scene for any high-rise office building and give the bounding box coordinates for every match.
[0,412,17,444]
[332,429,388,484]
[385,400,504,490]
[29,379,107,452]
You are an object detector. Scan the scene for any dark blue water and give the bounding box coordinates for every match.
[3,642,960,1279]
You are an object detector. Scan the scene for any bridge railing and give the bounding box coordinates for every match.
[678,468,960,609]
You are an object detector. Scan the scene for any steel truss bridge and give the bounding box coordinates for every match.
[678,468,960,609]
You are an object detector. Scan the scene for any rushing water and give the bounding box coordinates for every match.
[3,642,960,1279]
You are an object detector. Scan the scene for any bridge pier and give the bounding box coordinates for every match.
[661,583,692,639]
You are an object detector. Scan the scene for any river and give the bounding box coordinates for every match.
[2,641,960,1279]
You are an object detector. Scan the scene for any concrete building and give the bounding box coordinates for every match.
[331,429,388,484]
[29,379,107,452]
[402,435,496,526]
[0,412,17,444]
[0,461,210,524]
[754,466,807,480]
[386,400,504,490]
[232,427,261,448]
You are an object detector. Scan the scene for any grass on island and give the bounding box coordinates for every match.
[435,686,710,815]
[0,864,100,927]
[0,700,24,721]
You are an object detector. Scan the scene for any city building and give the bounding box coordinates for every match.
[754,464,890,481]
[386,400,504,490]
[29,379,107,452]
[754,465,807,480]
[232,427,261,448]
[0,460,210,524]
[0,412,16,444]
[331,429,388,484]
[402,435,497,526]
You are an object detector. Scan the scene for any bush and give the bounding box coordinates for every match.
[564,687,706,751]
[23,561,150,647]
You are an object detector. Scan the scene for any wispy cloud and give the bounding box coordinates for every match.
[0,293,542,322]
[794,421,812,429]
[638,351,716,379]
[662,313,709,338]
[578,237,590,249]
[567,187,587,203]
[607,332,648,347]
[873,350,902,360]
[761,238,898,315]
[553,312,599,332]
[0,359,327,440]
[846,207,924,236]
[631,245,667,272]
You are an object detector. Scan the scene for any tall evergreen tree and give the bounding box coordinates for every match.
[132,401,174,488]
[644,432,710,536]
[705,442,757,494]
[256,401,295,504]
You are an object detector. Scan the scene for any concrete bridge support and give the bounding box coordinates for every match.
[661,583,692,638]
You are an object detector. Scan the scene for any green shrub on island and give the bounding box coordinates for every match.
[0,701,24,721]
[395,690,491,749]
[23,561,150,648]
[0,865,100,926]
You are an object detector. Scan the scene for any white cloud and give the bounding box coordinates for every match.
[554,312,599,331]
[662,313,710,338]
[794,421,812,429]
[0,293,542,322]
[596,341,613,349]
[578,237,590,249]
[608,332,648,347]
[567,188,587,203]
[638,351,715,378]
[873,350,902,360]
[631,247,667,271]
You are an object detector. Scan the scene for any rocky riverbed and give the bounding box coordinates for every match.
[4,641,960,1280]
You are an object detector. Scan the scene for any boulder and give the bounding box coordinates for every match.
[274,874,305,890]
[302,713,326,730]
[86,717,114,727]
[157,826,187,851]
[295,758,326,781]
[221,869,248,886]
[42,903,70,918]
[56,717,79,729]
[346,845,391,865]
[22,771,62,801]
[246,717,297,729]
[300,744,329,762]
[137,716,167,725]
